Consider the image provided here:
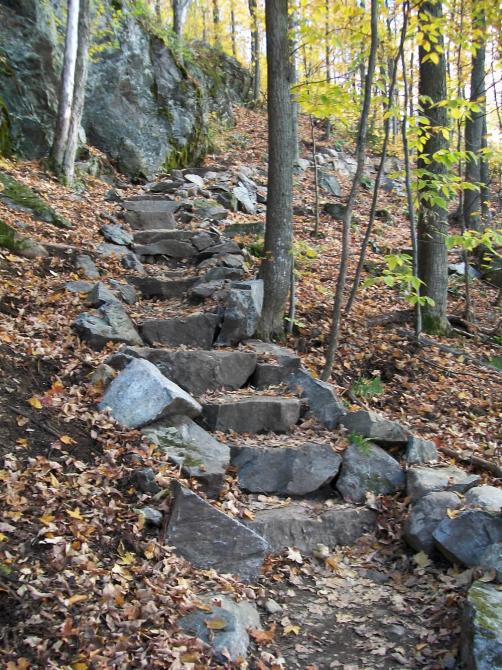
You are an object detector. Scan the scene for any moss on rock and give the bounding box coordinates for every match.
[0,171,71,229]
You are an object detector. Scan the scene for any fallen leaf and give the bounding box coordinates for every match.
[283,624,301,635]
[28,396,42,409]
[250,625,276,644]
[205,618,227,630]
[413,551,431,569]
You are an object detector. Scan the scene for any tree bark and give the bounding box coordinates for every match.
[51,0,80,173]
[212,0,220,46]
[172,0,191,35]
[61,0,92,185]
[257,0,294,341]
[248,0,261,102]
[463,3,486,231]
[230,0,237,58]
[417,0,450,335]
[321,0,378,380]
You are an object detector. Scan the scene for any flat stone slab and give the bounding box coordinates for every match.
[407,465,481,501]
[165,482,268,581]
[100,223,133,246]
[134,239,197,258]
[404,436,438,465]
[231,442,342,496]
[123,198,179,213]
[178,594,261,663]
[122,348,257,396]
[460,581,502,670]
[336,442,405,503]
[140,312,220,348]
[143,416,230,498]
[202,397,301,434]
[128,276,198,299]
[99,359,201,429]
[433,510,502,567]
[340,410,410,445]
[74,302,143,350]
[133,229,194,245]
[123,201,178,230]
[246,502,377,553]
[246,340,301,389]
[404,491,462,554]
[288,368,346,429]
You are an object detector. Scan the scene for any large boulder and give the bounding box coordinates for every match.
[74,303,143,350]
[140,312,220,348]
[165,482,268,581]
[99,359,201,429]
[217,280,264,345]
[231,442,342,496]
[143,416,230,498]
[407,465,480,502]
[178,594,261,663]
[288,368,346,429]
[465,486,502,513]
[460,581,502,670]
[336,442,405,503]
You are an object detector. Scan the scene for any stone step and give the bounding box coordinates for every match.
[244,501,377,554]
[132,229,195,245]
[133,238,198,259]
[201,396,301,434]
[128,275,199,299]
[140,312,220,348]
[122,199,179,230]
[143,416,230,498]
[111,347,257,396]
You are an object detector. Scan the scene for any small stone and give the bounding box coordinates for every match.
[287,368,345,429]
[130,467,160,495]
[74,302,143,350]
[137,506,163,526]
[264,599,283,614]
[109,280,137,305]
[65,280,94,293]
[76,254,99,279]
[100,223,133,246]
[404,436,438,465]
[88,282,120,307]
[89,363,116,388]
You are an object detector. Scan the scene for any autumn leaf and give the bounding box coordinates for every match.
[66,508,84,520]
[283,624,301,635]
[28,396,42,409]
[205,618,228,630]
[66,594,88,606]
[60,435,76,445]
[413,551,431,568]
[249,624,276,644]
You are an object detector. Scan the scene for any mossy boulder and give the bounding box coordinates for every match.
[461,581,502,670]
[0,172,71,229]
[0,220,48,258]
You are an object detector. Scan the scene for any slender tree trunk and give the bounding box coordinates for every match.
[463,3,486,231]
[212,0,220,46]
[480,114,490,223]
[311,115,321,235]
[230,0,237,58]
[173,0,191,35]
[51,0,80,173]
[417,0,450,335]
[346,3,409,313]
[290,0,300,163]
[248,0,260,103]
[321,0,378,380]
[324,0,332,140]
[62,0,92,185]
[258,0,294,341]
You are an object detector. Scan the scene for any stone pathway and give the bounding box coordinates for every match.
[69,167,502,668]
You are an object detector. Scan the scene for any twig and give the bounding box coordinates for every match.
[438,445,502,479]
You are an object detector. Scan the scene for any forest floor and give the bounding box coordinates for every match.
[0,108,501,670]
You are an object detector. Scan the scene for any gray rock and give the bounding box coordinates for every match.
[294,158,311,172]
[143,416,230,498]
[465,486,502,513]
[141,312,220,348]
[128,275,198,299]
[138,506,163,526]
[288,368,346,429]
[122,348,257,396]
[198,240,242,260]
[88,282,120,307]
[323,202,346,220]
[191,231,219,251]
[89,363,116,388]
[166,482,268,581]
[191,280,227,298]
[184,173,205,187]
[123,200,178,231]
[479,544,502,583]
[336,442,405,503]
[100,223,133,247]
[75,254,100,280]
[192,198,228,221]
[225,221,265,238]
[178,594,261,662]
[433,511,502,567]
[460,581,502,670]
[233,182,257,214]
[404,491,462,554]
[319,170,342,197]
[65,280,94,293]
[132,229,194,245]
[231,442,342,495]
[202,266,244,282]
[217,280,264,345]
[340,410,410,445]
[99,359,201,428]
[265,598,283,614]
[246,340,301,389]
[96,242,130,258]
[407,466,481,502]
[134,239,197,258]
[404,436,438,465]
[74,302,143,350]
[130,467,160,495]
[109,280,137,305]
[448,262,481,279]
[202,397,301,434]
[121,251,145,273]
[246,502,377,553]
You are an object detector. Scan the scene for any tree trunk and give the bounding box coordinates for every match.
[61,0,92,185]
[212,0,220,46]
[257,0,294,341]
[51,0,80,173]
[230,0,237,58]
[321,0,378,380]
[248,0,260,102]
[463,3,486,231]
[417,0,450,335]
[290,0,300,163]
[172,0,191,35]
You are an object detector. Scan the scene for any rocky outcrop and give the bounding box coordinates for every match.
[0,1,250,174]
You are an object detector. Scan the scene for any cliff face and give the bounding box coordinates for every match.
[0,0,251,177]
